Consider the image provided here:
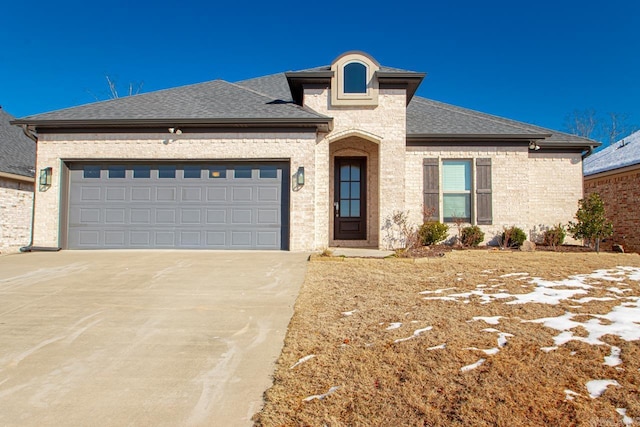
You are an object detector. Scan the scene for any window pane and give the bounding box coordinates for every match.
[351,165,360,181]
[443,161,471,191]
[351,200,360,217]
[259,165,277,179]
[344,62,367,93]
[340,165,350,181]
[340,182,350,198]
[133,165,151,178]
[443,194,470,221]
[350,182,360,198]
[83,165,101,179]
[209,166,226,179]
[108,165,125,178]
[158,165,176,178]
[234,166,252,178]
[340,200,350,217]
[183,165,201,179]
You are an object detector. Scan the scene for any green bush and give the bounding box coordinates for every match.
[543,224,566,247]
[501,226,527,248]
[461,226,485,247]
[418,221,449,246]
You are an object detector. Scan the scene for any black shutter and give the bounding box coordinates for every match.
[476,158,492,225]
[423,159,439,221]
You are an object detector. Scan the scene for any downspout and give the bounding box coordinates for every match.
[19,125,61,252]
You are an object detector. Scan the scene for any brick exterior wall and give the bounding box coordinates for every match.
[405,147,583,245]
[0,177,33,253]
[304,87,407,248]
[33,132,317,251]
[584,167,640,253]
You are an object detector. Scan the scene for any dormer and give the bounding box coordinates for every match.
[330,51,380,107]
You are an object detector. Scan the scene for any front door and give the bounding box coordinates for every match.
[334,157,366,240]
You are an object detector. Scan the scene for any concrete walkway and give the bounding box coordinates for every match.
[0,250,308,427]
[330,247,395,258]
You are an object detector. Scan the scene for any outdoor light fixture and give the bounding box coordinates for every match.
[168,127,183,134]
[529,142,541,151]
[39,167,52,191]
[296,166,305,186]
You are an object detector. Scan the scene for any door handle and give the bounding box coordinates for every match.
[334,202,339,217]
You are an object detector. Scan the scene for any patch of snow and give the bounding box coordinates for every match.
[386,322,402,330]
[481,269,493,273]
[394,326,433,343]
[500,272,529,278]
[303,386,340,402]
[472,316,502,325]
[342,310,357,316]
[586,379,620,398]
[604,346,622,367]
[482,328,501,333]
[465,347,500,355]
[427,343,446,350]
[564,389,580,400]
[461,358,486,372]
[290,355,316,369]
[497,332,513,347]
[541,346,558,352]
[607,287,631,294]
[570,297,616,303]
[616,408,634,426]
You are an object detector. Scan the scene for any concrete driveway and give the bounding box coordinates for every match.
[0,250,308,426]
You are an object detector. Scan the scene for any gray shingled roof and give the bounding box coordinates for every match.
[239,73,595,146]
[583,130,640,176]
[15,80,328,123]
[0,109,35,177]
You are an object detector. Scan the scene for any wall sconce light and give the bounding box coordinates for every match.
[296,166,305,186]
[529,142,541,151]
[39,167,52,191]
[168,127,183,135]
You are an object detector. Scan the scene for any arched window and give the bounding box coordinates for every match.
[343,62,367,93]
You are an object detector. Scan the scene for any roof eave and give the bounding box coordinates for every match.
[12,117,333,132]
[407,133,551,142]
[376,71,426,104]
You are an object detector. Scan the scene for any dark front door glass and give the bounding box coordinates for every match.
[334,157,366,240]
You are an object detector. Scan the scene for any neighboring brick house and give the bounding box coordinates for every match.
[12,51,595,251]
[0,108,35,253]
[583,130,640,254]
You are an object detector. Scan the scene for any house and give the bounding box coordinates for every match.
[583,130,640,253]
[0,108,35,252]
[12,51,595,251]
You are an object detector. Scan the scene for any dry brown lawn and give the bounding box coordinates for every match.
[253,251,640,427]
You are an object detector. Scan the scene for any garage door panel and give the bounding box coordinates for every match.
[132,187,152,201]
[67,162,289,249]
[106,187,126,201]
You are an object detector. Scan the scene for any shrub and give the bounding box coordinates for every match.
[460,226,485,247]
[501,226,527,248]
[568,193,613,253]
[418,221,449,246]
[543,224,566,248]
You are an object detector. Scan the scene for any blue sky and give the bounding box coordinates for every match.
[2,0,638,140]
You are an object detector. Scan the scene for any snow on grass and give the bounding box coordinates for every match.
[394,326,433,343]
[461,358,486,372]
[290,355,316,369]
[385,322,402,330]
[427,343,446,350]
[419,287,455,295]
[497,332,513,348]
[569,296,616,303]
[465,347,500,355]
[564,389,580,401]
[604,346,622,367]
[616,408,634,426]
[586,379,620,398]
[500,272,529,277]
[303,386,340,402]
[471,316,502,325]
[342,310,357,316]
